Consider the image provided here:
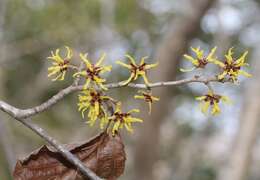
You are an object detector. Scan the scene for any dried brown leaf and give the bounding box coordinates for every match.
[13,132,126,180]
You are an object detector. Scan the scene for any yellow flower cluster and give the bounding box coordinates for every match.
[181,47,251,82]
[181,46,251,115]
[134,90,159,114]
[213,48,251,82]
[78,89,143,134]
[46,47,160,134]
[47,46,73,81]
[181,47,217,72]
[47,47,112,90]
[46,45,251,130]
[108,103,143,134]
[73,53,112,90]
[196,91,231,115]
[77,88,110,127]
[116,55,158,85]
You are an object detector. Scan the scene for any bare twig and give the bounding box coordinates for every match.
[0,76,219,119]
[15,117,103,180]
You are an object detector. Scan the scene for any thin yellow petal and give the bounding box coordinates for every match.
[100,65,112,73]
[134,95,145,100]
[151,96,160,101]
[73,71,86,77]
[195,96,206,101]
[212,59,225,67]
[183,54,199,65]
[145,63,158,70]
[180,67,196,72]
[134,70,140,80]
[83,78,91,89]
[94,101,99,116]
[211,101,221,115]
[122,73,135,85]
[124,123,133,133]
[52,73,63,81]
[127,117,143,123]
[218,71,227,80]
[236,51,248,65]
[98,82,108,90]
[128,109,140,114]
[125,54,137,66]
[116,60,131,69]
[55,49,60,56]
[80,53,92,69]
[94,76,106,83]
[115,102,122,112]
[65,46,73,59]
[238,70,252,77]
[60,71,66,80]
[48,66,60,71]
[81,106,89,118]
[96,53,106,66]
[208,90,214,96]
[201,101,210,114]
[141,74,150,85]
[148,102,152,114]
[48,69,60,77]
[140,56,148,65]
[112,121,121,134]
[191,47,204,59]
[47,56,60,63]
[207,47,217,61]
[225,47,234,64]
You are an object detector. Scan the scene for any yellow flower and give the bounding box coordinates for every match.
[116,54,158,86]
[47,46,73,81]
[213,48,251,82]
[78,88,111,127]
[180,46,217,72]
[134,90,159,114]
[195,91,231,115]
[73,53,112,90]
[109,102,143,135]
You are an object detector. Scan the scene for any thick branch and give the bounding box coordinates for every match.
[0,77,218,119]
[15,117,102,180]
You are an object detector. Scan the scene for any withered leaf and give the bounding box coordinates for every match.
[13,132,126,180]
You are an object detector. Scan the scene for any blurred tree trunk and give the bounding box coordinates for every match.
[133,0,216,179]
[219,47,260,180]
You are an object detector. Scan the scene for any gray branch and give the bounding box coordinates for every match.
[0,76,219,180]
[0,76,218,119]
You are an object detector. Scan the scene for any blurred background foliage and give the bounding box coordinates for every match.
[1,0,260,180]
